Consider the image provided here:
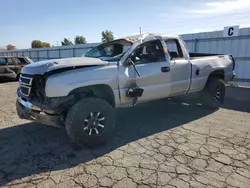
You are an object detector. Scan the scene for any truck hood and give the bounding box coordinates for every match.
[21,57,109,75]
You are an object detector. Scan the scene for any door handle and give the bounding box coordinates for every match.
[161,66,170,72]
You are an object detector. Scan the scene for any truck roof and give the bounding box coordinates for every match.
[0,56,28,58]
[123,33,180,43]
[88,33,180,50]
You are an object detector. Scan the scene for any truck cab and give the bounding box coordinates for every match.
[118,35,192,105]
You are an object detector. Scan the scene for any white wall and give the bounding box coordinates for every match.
[0,43,99,62]
[181,28,250,84]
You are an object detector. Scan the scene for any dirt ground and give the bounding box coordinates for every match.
[0,81,250,188]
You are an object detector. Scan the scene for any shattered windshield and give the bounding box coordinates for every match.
[84,47,102,58]
[84,40,132,61]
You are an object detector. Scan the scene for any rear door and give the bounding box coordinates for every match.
[0,58,6,75]
[15,57,30,74]
[4,58,17,78]
[164,39,191,95]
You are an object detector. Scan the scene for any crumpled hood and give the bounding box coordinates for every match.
[21,57,109,75]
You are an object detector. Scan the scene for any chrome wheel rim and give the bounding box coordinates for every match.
[83,112,106,136]
[213,86,221,103]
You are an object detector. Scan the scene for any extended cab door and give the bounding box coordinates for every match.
[127,40,172,103]
[132,40,172,102]
[164,39,191,95]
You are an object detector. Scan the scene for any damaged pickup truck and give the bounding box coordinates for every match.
[16,34,235,147]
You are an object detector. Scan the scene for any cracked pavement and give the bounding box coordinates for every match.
[0,81,250,188]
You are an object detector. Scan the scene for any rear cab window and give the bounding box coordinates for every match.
[164,39,184,59]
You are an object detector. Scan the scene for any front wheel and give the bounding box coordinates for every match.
[65,97,116,147]
[201,78,225,109]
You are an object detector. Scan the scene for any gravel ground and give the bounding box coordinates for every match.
[0,81,250,188]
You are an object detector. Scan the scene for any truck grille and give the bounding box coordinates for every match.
[19,74,33,96]
[20,76,32,85]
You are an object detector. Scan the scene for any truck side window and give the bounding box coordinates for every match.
[5,58,14,65]
[0,58,6,65]
[131,40,166,64]
[164,39,183,59]
[16,58,29,64]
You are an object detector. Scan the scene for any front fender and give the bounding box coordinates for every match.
[45,65,118,98]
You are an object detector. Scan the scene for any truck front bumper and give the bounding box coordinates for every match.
[16,96,64,127]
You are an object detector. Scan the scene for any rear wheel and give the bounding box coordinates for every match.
[201,78,225,109]
[16,74,20,81]
[65,97,115,147]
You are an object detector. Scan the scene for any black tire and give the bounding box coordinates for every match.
[201,78,225,109]
[16,74,20,81]
[65,97,115,147]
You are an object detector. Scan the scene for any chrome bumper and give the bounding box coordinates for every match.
[16,97,64,127]
[16,88,63,127]
[17,96,41,111]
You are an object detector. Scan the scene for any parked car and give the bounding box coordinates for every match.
[0,56,33,80]
[16,34,235,147]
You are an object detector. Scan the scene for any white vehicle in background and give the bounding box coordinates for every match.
[16,34,235,147]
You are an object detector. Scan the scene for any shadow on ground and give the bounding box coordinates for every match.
[223,86,250,112]
[0,77,17,84]
[0,98,214,186]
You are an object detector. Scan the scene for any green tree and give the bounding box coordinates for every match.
[101,30,114,42]
[31,40,43,48]
[7,44,17,51]
[31,40,51,48]
[42,42,51,48]
[75,35,87,44]
[61,38,73,46]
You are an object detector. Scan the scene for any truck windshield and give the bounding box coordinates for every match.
[84,47,103,58]
[84,41,132,61]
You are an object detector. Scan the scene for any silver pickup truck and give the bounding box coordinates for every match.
[16,34,235,146]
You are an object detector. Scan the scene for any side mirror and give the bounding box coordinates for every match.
[126,87,144,98]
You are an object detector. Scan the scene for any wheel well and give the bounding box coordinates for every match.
[203,70,224,90]
[207,70,224,81]
[69,84,115,107]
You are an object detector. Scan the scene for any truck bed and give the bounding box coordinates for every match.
[189,52,225,60]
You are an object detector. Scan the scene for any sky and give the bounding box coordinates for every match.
[1,0,250,49]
